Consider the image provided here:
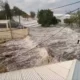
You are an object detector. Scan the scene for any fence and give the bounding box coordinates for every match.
[0,28,29,43]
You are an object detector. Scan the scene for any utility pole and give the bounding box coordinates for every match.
[5,0,13,39]
[19,14,21,24]
[18,10,21,24]
[9,20,13,39]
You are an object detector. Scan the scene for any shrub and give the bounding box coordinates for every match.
[37,9,58,27]
[64,18,72,25]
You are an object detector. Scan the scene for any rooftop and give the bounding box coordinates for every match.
[0,59,79,80]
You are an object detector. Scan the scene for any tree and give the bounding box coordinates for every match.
[4,2,12,19]
[77,10,80,27]
[37,9,58,27]
[64,18,70,25]
[12,6,28,23]
[0,0,4,10]
[0,0,6,19]
[0,1,12,20]
[12,6,28,18]
[12,6,22,16]
[0,10,6,19]
[65,11,80,27]
[64,18,73,26]
[51,16,58,25]
[22,13,29,20]
[30,11,35,19]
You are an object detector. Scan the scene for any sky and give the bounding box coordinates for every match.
[6,0,80,14]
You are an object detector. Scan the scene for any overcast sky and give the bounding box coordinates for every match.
[7,0,80,14]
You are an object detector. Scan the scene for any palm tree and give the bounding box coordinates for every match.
[0,0,12,19]
[4,1,12,19]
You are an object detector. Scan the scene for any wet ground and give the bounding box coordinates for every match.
[0,24,80,72]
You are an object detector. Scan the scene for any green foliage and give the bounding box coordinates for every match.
[0,5,28,20]
[12,6,29,18]
[4,2,12,19]
[65,11,80,27]
[12,6,21,16]
[51,16,58,25]
[37,9,58,27]
[0,1,12,20]
[64,18,73,25]
[0,10,6,19]
[30,11,35,18]
[76,11,80,27]
[64,18,70,25]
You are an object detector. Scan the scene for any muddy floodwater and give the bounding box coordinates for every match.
[0,25,80,72]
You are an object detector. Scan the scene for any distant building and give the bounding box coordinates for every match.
[54,14,71,24]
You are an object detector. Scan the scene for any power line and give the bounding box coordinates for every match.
[52,1,80,10]
[38,8,80,47]
[27,8,80,53]
[25,4,80,54]
[56,7,80,18]
[66,8,80,14]
[40,27,66,45]
[22,8,80,54]
[25,27,66,53]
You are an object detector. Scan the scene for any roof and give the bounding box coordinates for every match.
[0,59,78,80]
[67,59,80,80]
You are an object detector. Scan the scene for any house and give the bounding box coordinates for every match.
[0,59,79,80]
